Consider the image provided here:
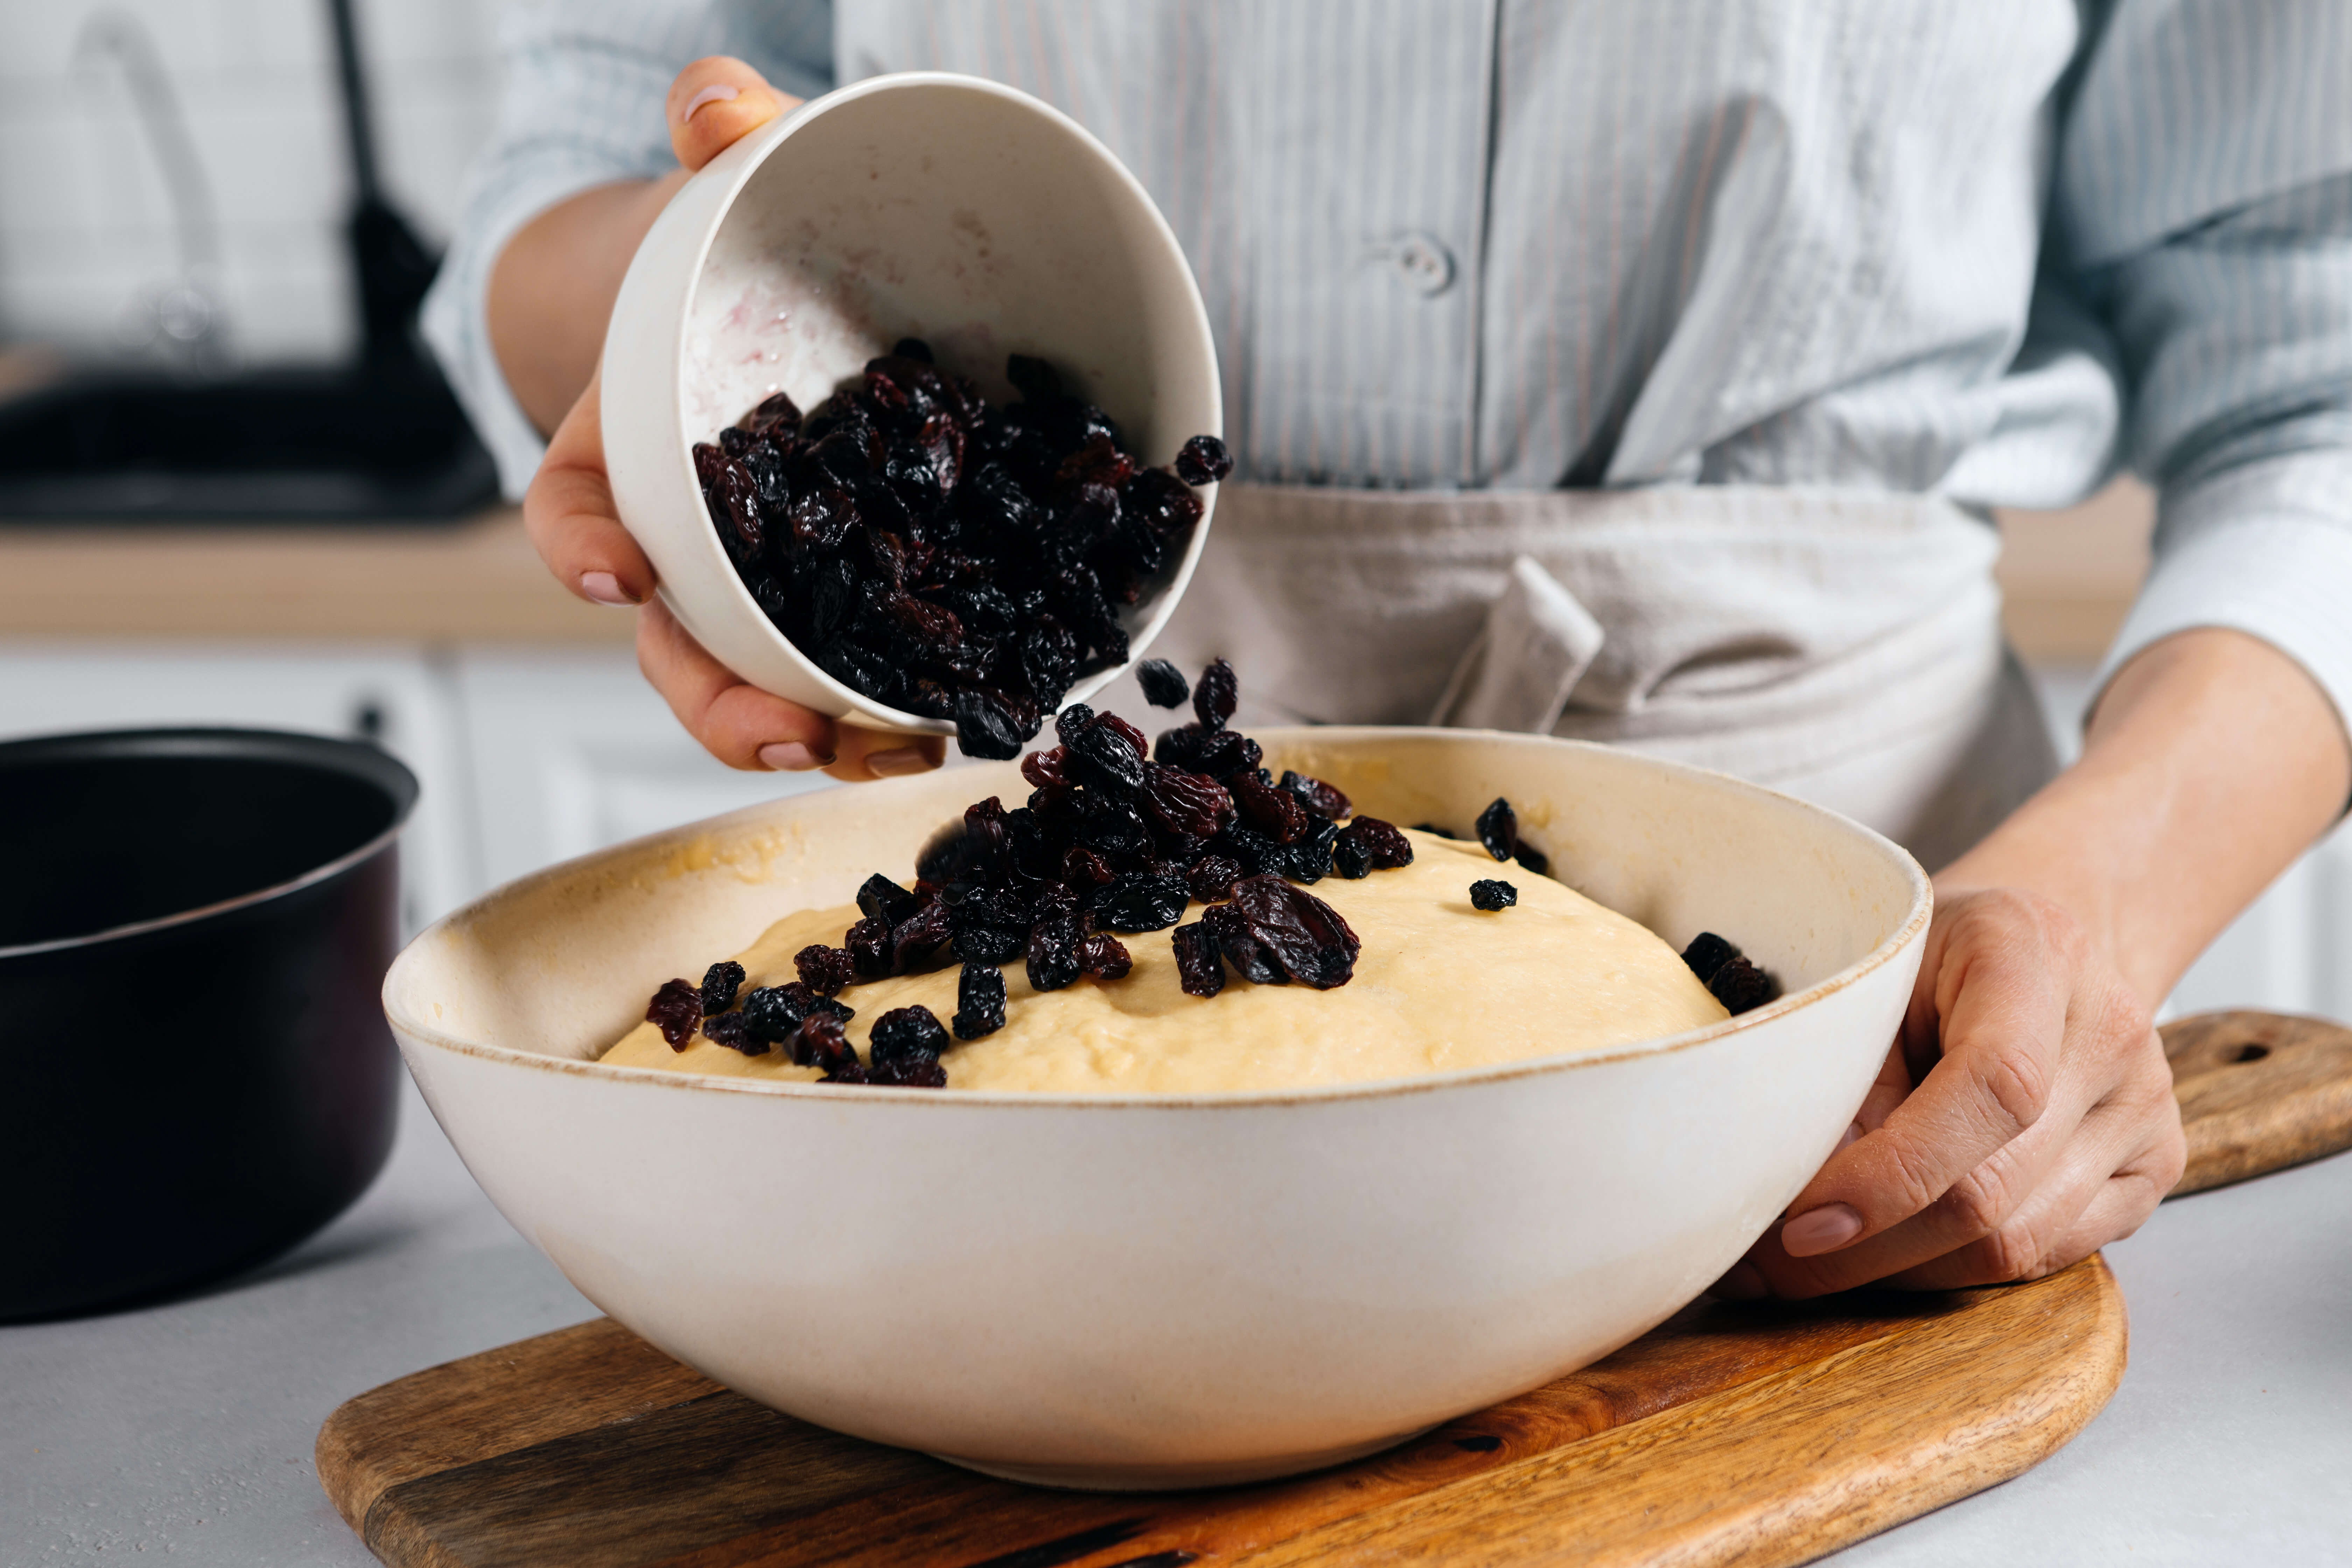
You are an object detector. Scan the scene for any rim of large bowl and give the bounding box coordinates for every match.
[385,730,1933,1110]
[0,727,417,961]
[660,70,1225,738]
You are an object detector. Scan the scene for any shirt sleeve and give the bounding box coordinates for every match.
[2054,1,2352,738]
[420,0,836,499]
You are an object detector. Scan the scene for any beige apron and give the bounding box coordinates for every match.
[1097,484,2056,871]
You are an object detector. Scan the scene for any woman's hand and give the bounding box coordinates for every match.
[1714,627,2348,1299]
[1715,887,2185,1297]
[502,56,946,783]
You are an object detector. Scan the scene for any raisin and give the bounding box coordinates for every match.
[1279,770,1351,821]
[890,899,955,972]
[1205,874,1360,988]
[1076,792,1152,860]
[955,923,1026,965]
[857,874,920,927]
[1191,729,1261,779]
[1007,353,1063,403]
[1093,872,1191,933]
[1136,658,1190,707]
[1285,819,1341,883]
[1680,932,1738,985]
[791,1011,859,1074]
[794,944,855,996]
[1065,713,1146,794]
[1171,921,1225,997]
[744,391,801,436]
[1338,816,1415,869]
[1175,434,1234,485]
[742,982,850,1043]
[1021,747,1070,788]
[1077,931,1133,979]
[1333,835,1371,879]
[1193,658,1239,730]
[645,979,701,1050]
[892,336,934,363]
[954,688,1031,760]
[1026,912,1082,992]
[1185,855,1242,903]
[1710,955,1779,1015]
[1469,878,1518,910]
[1212,823,1288,879]
[954,963,1009,1039]
[1154,722,1208,768]
[1139,761,1234,839]
[1515,843,1550,877]
[870,1053,949,1088]
[699,960,746,1014]
[1095,712,1150,761]
[1475,798,1519,863]
[870,1005,950,1067]
[701,1010,764,1054]
[1233,774,1309,843]
[846,915,893,977]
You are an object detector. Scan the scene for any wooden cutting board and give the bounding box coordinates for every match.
[318,1010,2352,1568]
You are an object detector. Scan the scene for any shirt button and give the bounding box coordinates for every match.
[1385,231,1456,296]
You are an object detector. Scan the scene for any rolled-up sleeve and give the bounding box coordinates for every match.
[421,0,835,498]
[2056,1,2352,736]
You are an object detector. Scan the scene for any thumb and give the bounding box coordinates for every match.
[666,56,798,172]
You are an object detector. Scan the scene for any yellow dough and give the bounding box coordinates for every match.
[602,830,1727,1094]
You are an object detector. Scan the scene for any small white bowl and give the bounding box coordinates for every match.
[600,72,1223,738]
[385,730,1930,1490]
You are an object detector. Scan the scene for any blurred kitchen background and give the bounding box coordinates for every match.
[0,0,2344,1021]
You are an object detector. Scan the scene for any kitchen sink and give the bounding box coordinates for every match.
[0,369,499,523]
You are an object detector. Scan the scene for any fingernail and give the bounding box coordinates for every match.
[866,747,932,777]
[758,742,829,771]
[682,83,740,122]
[580,570,638,607]
[1837,1120,1864,1152]
[1709,1260,1766,1301]
[1782,1203,1865,1258]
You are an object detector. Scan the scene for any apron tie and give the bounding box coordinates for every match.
[1429,555,1605,733]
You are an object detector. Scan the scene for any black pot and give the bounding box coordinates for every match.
[0,728,416,1320]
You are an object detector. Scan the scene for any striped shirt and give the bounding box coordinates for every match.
[422,0,2352,731]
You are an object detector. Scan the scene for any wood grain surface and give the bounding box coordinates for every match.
[315,1009,2350,1568]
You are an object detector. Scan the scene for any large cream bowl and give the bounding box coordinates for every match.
[384,730,1930,1489]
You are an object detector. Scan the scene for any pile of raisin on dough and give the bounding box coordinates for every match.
[694,340,1231,760]
[642,658,1779,1090]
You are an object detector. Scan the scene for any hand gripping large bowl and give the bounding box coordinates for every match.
[600,72,1223,738]
[384,731,1929,1489]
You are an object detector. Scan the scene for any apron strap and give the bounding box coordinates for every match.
[1429,555,1605,733]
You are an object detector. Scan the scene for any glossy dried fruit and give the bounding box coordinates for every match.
[1338,816,1415,869]
[1332,835,1371,879]
[699,960,745,1014]
[1279,770,1351,821]
[1710,955,1778,1015]
[1191,729,1261,780]
[846,915,893,977]
[1193,658,1239,730]
[792,1011,860,1075]
[890,899,955,972]
[1021,747,1070,788]
[1232,774,1309,843]
[1139,761,1234,839]
[742,982,850,1043]
[1137,658,1189,707]
[1514,843,1550,877]
[1469,878,1518,911]
[870,1005,950,1065]
[1204,873,1360,988]
[1475,798,1518,863]
[858,874,921,927]
[794,944,855,996]
[646,979,701,1051]
[1064,712,1146,794]
[1175,434,1234,485]
[1171,921,1225,997]
[701,1010,763,1054]
[869,1052,948,1087]
[1093,872,1191,933]
[1077,931,1133,979]
[1026,912,1082,992]
[1680,932,1738,985]
[953,964,1008,1039]
[954,689,1031,761]
[1184,854,1242,903]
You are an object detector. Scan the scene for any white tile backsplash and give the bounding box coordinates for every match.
[0,0,504,363]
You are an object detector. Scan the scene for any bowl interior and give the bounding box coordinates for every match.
[676,75,1223,724]
[390,730,1927,1092]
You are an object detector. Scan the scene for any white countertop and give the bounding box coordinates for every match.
[6,1075,2347,1566]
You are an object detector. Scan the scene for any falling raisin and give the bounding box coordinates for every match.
[1469,879,1518,911]
[701,1010,764,1054]
[1710,956,1779,1015]
[699,960,746,1014]
[1475,799,1518,863]
[1193,658,1239,731]
[1175,434,1234,485]
[1137,658,1190,707]
[1021,747,1071,788]
[795,943,855,997]
[1171,921,1225,997]
[645,979,701,1051]
[1077,931,1134,979]
[1680,932,1738,985]
[954,964,1008,1039]
[1338,816,1414,869]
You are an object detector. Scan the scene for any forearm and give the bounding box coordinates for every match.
[488,172,686,435]
[1937,628,2351,1007]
